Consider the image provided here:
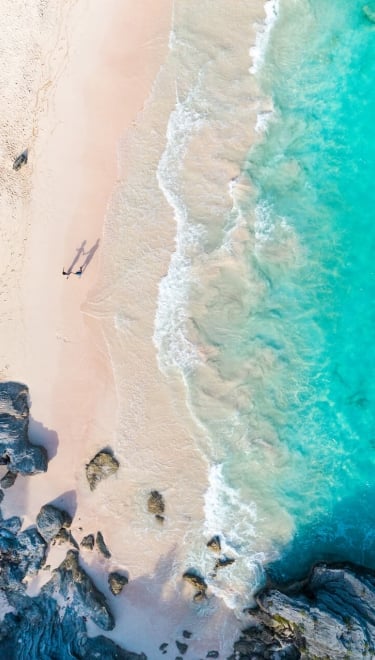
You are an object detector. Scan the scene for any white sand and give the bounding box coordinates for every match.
[0,0,269,656]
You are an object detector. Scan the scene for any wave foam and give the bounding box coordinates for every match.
[249,0,280,75]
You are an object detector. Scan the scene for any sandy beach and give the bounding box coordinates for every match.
[0,0,269,656]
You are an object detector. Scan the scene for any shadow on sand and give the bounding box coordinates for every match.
[65,239,100,276]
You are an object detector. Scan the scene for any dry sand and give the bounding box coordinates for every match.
[0,0,239,655]
[0,0,269,655]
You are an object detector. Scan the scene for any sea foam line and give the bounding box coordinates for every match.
[250,0,280,75]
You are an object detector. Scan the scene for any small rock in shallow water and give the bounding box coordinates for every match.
[206,652,219,658]
[176,641,188,654]
[36,504,72,543]
[96,531,111,558]
[182,630,192,638]
[86,449,119,491]
[206,535,221,553]
[147,490,165,516]
[214,556,235,570]
[159,642,168,651]
[0,471,17,489]
[80,533,95,550]
[182,570,207,592]
[155,513,165,523]
[108,571,128,595]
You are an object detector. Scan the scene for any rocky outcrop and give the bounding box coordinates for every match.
[183,569,207,602]
[36,503,72,542]
[108,571,129,595]
[230,563,375,659]
[86,449,119,491]
[0,382,48,475]
[43,550,114,630]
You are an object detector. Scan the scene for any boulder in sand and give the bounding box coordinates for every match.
[108,571,128,595]
[86,449,119,491]
[36,504,72,543]
[147,490,165,518]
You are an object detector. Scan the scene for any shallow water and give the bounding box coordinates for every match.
[155,0,375,608]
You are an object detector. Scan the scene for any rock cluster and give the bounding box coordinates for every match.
[0,381,143,659]
[85,449,119,491]
[0,382,48,475]
[230,563,375,659]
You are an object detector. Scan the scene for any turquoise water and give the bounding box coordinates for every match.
[155,0,375,606]
[245,0,375,580]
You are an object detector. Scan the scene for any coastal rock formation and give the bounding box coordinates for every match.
[0,382,48,475]
[96,531,111,558]
[36,503,72,542]
[147,490,165,521]
[183,569,207,602]
[230,563,375,659]
[108,571,129,595]
[85,449,119,491]
[43,550,114,630]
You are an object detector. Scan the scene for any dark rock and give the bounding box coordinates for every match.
[206,652,219,658]
[43,550,114,630]
[0,470,17,489]
[0,382,48,475]
[96,531,111,558]
[182,569,207,591]
[207,535,221,553]
[53,527,79,548]
[13,150,28,171]
[85,449,119,491]
[0,515,22,534]
[0,489,4,503]
[214,556,235,570]
[108,571,128,595]
[155,513,165,523]
[159,642,168,651]
[193,590,206,602]
[147,490,165,515]
[81,533,95,550]
[176,640,188,654]
[182,630,192,638]
[36,503,72,543]
[229,563,375,660]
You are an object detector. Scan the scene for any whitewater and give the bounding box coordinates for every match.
[154,0,375,611]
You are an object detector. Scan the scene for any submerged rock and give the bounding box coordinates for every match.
[214,556,235,571]
[230,563,375,659]
[108,571,128,595]
[176,640,188,655]
[96,531,111,558]
[81,533,95,550]
[86,449,119,491]
[0,382,48,475]
[363,3,375,23]
[36,503,72,543]
[147,490,165,516]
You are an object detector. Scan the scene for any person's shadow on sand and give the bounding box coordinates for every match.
[64,239,100,277]
[80,238,100,273]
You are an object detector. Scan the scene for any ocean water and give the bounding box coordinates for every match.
[155,0,375,609]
